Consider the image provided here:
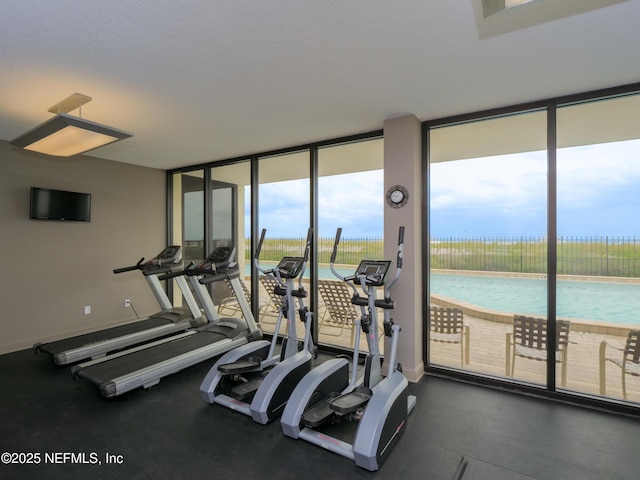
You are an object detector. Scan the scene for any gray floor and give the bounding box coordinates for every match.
[0,348,638,480]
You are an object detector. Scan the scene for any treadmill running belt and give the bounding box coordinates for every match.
[36,314,183,356]
[75,330,233,385]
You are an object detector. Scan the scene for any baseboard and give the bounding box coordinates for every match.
[0,316,146,356]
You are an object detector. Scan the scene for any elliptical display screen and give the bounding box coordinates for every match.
[354,260,392,286]
[276,257,304,278]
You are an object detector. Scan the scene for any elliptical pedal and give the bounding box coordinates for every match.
[301,392,341,428]
[218,356,263,375]
[230,375,264,401]
[329,385,373,415]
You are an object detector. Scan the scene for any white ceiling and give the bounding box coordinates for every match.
[1,0,639,171]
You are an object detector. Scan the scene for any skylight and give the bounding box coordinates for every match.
[505,0,535,7]
[476,0,631,39]
[482,0,536,18]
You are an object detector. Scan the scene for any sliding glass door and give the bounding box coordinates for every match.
[557,94,640,403]
[429,110,549,385]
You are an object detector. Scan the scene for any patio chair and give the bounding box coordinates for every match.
[429,306,470,367]
[599,329,640,400]
[217,278,252,317]
[505,315,571,387]
[258,275,282,325]
[317,279,358,347]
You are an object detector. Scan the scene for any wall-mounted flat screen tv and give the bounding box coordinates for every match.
[29,187,92,222]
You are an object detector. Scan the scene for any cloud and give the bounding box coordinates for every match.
[430,152,547,212]
[244,170,384,237]
[431,139,640,236]
[557,140,640,209]
[318,170,383,236]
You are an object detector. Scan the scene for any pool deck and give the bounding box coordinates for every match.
[259,311,640,403]
[248,279,640,404]
[428,308,640,400]
[433,293,640,402]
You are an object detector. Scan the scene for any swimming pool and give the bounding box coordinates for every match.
[431,272,640,325]
[247,262,640,325]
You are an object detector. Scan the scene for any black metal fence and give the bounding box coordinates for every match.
[431,236,640,277]
[245,237,385,265]
[171,235,640,278]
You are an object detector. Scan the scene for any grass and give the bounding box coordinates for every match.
[247,237,384,264]
[247,236,640,278]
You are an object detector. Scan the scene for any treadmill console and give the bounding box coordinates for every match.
[190,246,236,275]
[148,246,183,266]
[210,246,233,263]
[354,260,392,287]
[275,256,305,279]
[141,246,183,275]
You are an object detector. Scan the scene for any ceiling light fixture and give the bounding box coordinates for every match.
[10,93,132,157]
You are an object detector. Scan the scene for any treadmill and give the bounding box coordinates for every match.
[71,247,262,398]
[34,246,205,365]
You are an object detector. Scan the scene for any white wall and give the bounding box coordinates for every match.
[0,140,167,354]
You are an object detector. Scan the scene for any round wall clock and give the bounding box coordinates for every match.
[386,185,409,209]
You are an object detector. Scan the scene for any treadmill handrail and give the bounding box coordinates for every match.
[113,257,145,274]
[199,267,241,285]
[142,265,176,276]
[157,262,195,280]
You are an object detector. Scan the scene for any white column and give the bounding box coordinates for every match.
[383,114,424,383]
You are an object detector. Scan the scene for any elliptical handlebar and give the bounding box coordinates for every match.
[255,229,266,260]
[254,228,285,286]
[297,227,313,288]
[329,228,346,281]
[385,226,404,298]
[254,228,270,275]
[329,228,341,265]
[330,226,404,298]
[397,226,404,269]
[302,228,313,263]
[255,228,312,287]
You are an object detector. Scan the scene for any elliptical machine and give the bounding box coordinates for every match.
[281,226,416,471]
[199,228,316,424]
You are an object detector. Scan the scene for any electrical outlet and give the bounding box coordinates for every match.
[84,305,91,315]
[124,299,131,308]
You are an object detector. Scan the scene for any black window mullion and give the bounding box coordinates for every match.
[250,155,260,320]
[547,104,558,392]
[310,147,319,345]
[204,168,212,257]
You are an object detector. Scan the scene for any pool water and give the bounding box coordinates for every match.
[431,273,640,325]
[248,262,640,325]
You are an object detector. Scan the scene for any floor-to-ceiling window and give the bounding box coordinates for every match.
[427,85,640,411]
[168,134,383,349]
[167,83,640,414]
[256,150,310,335]
[170,169,205,306]
[209,161,251,318]
[317,138,384,351]
[429,110,550,385]
[557,94,640,404]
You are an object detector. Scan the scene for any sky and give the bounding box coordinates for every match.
[186,139,640,240]
[248,170,384,238]
[430,139,640,238]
